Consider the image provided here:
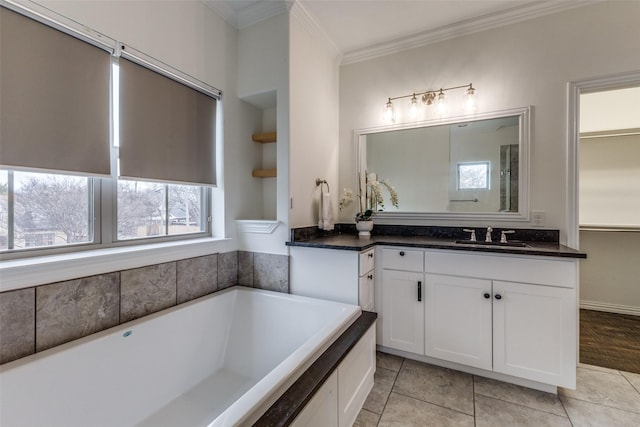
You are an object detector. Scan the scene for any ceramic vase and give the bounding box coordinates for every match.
[356,220,374,237]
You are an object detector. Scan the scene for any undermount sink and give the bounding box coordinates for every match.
[455,240,528,248]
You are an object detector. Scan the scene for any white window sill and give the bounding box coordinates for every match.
[0,237,231,293]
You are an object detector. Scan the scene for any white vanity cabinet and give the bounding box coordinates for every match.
[290,246,375,310]
[379,247,578,390]
[380,248,425,353]
[424,274,493,370]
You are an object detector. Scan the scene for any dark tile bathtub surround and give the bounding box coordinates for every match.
[218,251,239,289]
[121,263,177,323]
[238,251,254,287]
[177,254,218,304]
[0,250,289,365]
[36,273,120,352]
[0,288,35,363]
[254,253,289,293]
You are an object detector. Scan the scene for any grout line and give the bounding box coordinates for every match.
[559,394,640,416]
[557,393,575,427]
[376,357,404,425]
[621,371,640,396]
[476,394,571,420]
[391,389,476,418]
[472,375,477,427]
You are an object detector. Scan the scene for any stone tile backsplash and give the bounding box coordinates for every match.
[0,250,289,365]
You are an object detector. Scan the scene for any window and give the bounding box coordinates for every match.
[457,162,490,190]
[1,170,93,251]
[117,180,205,240]
[0,6,218,258]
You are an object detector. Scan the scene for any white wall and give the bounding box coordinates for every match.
[235,12,290,254]
[581,87,640,133]
[288,4,341,228]
[579,134,640,227]
[579,230,640,314]
[338,1,640,242]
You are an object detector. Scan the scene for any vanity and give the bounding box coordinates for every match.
[289,105,586,392]
[287,227,586,393]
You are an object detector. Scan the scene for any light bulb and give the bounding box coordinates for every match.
[383,98,395,122]
[436,90,446,115]
[409,94,419,118]
[464,85,477,112]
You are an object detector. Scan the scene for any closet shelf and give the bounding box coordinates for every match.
[252,168,277,178]
[252,132,277,143]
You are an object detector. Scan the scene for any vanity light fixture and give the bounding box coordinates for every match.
[384,83,477,121]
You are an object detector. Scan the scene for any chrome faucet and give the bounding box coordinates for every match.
[500,230,515,243]
[485,226,493,242]
[463,228,476,242]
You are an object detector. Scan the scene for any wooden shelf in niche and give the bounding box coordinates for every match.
[252,132,277,178]
[252,132,277,143]
[252,168,277,178]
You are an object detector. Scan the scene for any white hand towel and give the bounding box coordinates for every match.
[318,192,335,231]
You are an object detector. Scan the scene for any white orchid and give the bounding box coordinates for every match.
[339,171,399,221]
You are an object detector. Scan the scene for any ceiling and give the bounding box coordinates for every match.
[205,0,595,63]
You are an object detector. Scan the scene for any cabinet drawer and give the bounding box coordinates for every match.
[359,249,375,274]
[382,248,423,272]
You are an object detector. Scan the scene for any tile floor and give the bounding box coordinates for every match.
[354,352,640,426]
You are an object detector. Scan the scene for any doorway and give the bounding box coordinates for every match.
[569,73,640,373]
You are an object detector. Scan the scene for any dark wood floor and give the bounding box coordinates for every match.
[580,309,640,374]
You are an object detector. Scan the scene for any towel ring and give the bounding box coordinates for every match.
[315,178,330,193]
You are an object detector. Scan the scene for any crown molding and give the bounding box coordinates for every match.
[341,0,600,65]
[290,0,342,59]
[204,0,290,30]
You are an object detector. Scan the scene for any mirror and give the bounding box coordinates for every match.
[357,107,530,221]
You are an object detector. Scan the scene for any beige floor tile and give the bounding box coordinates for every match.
[376,351,403,372]
[578,363,622,375]
[559,367,640,413]
[475,394,572,427]
[353,409,380,427]
[363,367,397,414]
[474,375,566,416]
[392,359,474,415]
[378,392,474,427]
[622,371,640,394]
[560,395,640,427]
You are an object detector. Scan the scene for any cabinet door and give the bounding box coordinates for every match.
[381,270,424,354]
[291,371,338,427]
[492,281,576,388]
[359,272,375,312]
[425,274,492,370]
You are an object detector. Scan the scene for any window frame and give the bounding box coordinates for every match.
[456,161,491,191]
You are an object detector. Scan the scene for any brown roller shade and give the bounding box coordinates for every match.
[0,6,111,176]
[118,57,217,186]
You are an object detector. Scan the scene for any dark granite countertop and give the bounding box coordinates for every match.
[287,225,586,259]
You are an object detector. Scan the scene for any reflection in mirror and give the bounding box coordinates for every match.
[358,107,529,221]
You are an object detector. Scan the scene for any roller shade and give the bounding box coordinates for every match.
[0,6,111,176]
[118,57,217,186]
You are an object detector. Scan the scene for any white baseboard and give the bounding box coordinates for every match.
[580,300,640,316]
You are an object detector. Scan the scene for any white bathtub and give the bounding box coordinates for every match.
[0,286,361,427]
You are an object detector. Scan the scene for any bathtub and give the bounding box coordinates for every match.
[0,286,362,427]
